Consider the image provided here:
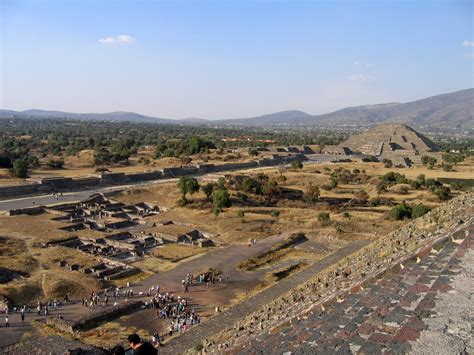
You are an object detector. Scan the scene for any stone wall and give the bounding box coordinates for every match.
[0,154,309,199]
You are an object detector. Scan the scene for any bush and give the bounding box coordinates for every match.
[318,212,330,222]
[434,186,451,201]
[291,160,303,170]
[12,159,28,178]
[271,210,280,218]
[342,211,351,219]
[304,183,320,204]
[390,202,412,220]
[411,204,431,219]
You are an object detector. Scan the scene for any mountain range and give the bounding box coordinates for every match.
[1,88,472,131]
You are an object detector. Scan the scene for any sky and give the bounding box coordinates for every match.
[1,0,473,119]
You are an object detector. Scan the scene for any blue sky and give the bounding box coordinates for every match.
[1,0,473,119]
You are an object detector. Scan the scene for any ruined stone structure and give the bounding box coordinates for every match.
[333,123,439,166]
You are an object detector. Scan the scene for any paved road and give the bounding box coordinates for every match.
[161,240,369,354]
[0,180,174,211]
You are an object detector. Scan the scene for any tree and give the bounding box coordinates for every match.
[434,186,451,201]
[421,156,437,169]
[242,176,261,194]
[291,160,303,170]
[248,148,259,156]
[262,179,279,196]
[12,158,28,178]
[201,182,216,200]
[442,163,453,172]
[390,202,412,220]
[330,176,338,189]
[178,176,200,203]
[212,189,231,216]
[305,183,320,204]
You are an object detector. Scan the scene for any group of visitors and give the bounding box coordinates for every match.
[2,300,63,327]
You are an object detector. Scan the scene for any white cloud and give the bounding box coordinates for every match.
[347,73,375,82]
[98,34,135,45]
[462,40,474,47]
[464,53,474,59]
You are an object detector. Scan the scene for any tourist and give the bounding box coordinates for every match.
[20,312,25,323]
[127,334,157,355]
[5,316,10,327]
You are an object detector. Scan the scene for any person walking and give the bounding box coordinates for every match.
[5,316,10,327]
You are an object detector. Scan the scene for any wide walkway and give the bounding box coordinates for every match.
[161,240,369,354]
[0,232,288,348]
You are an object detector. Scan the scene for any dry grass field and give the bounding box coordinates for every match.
[0,156,472,308]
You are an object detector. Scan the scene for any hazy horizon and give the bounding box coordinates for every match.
[1,0,473,119]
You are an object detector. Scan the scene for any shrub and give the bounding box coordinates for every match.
[318,212,330,222]
[304,183,320,204]
[12,158,28,178]
[342,211,351,219]
[271,210,280,218]
[291,160,303,170]
[411,204,431,219]
[434,186,451,201]
[390,202,412,220]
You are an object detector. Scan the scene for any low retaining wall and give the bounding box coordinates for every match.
[72,300,144,331]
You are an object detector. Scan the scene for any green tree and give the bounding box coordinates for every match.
[291,160,303,170]
[305,183,320,204]
[178,176,200,203]
[390,202,412,220]
[12,158,28,178]
[434,186,451,201]
[201,182,216,200]
[212,189,231,216]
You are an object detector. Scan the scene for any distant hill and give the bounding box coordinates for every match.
[215,110,312,125]
[1,88,471,131]
[222,89,473,130]
[0,109,176,124]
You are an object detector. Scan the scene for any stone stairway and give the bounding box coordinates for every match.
[237,223,473,354]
